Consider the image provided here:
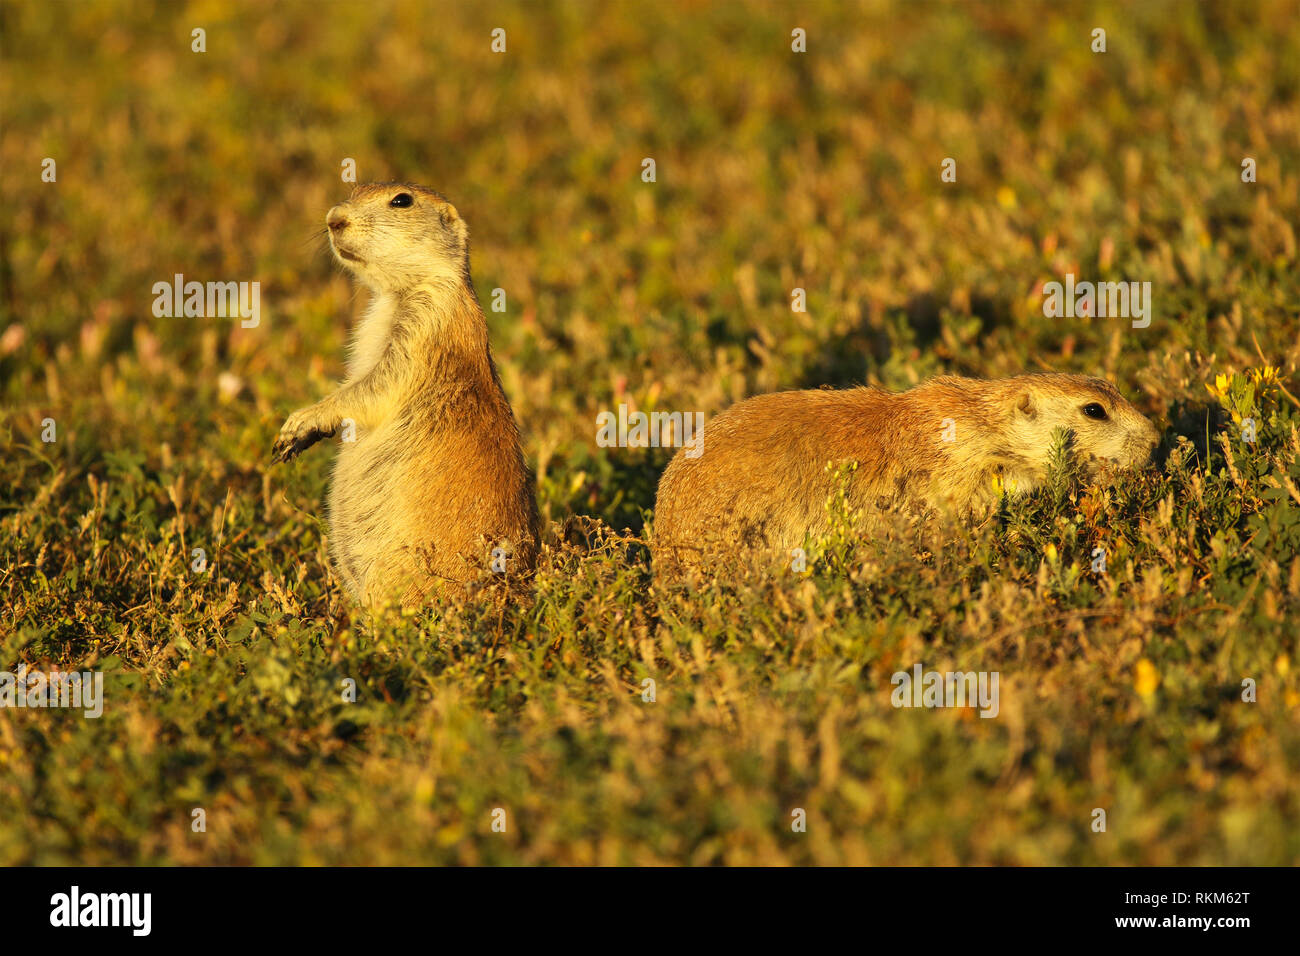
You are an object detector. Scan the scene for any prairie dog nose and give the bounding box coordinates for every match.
[327,205,349,233]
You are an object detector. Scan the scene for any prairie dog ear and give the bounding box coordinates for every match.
[1013,391,1037,419]
[440,203,461,224]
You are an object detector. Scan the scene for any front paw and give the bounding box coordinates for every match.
[272,407,338,463]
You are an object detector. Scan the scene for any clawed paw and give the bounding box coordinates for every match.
[271,409,337,463]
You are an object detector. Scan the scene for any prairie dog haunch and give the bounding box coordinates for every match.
[652,374,1160,570]
[273,183,538,606]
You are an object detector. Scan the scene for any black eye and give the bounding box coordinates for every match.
[389,193,414,208]
[1082,403,1108,420]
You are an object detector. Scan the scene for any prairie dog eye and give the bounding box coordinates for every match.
[389,193,414,208]
[1082,402,1108,420]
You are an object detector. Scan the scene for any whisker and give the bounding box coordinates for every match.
[300,227,330,250]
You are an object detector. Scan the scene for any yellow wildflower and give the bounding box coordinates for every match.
[1135,658,1160,698]
[1251,365,1279,386]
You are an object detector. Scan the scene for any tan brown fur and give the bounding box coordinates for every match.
[652,374,1159,572]
[273,183,538,607]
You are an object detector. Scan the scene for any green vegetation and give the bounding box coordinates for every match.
[1,0,1298,864]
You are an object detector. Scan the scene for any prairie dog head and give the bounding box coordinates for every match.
[326,182,469,292]
[999,373,1160,475]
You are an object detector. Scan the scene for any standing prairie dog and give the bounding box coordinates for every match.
[273,183,539,606]
[652,374,1160,571]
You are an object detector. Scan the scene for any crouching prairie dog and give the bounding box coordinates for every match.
[273,183,539,607]
[652,374,1160,572]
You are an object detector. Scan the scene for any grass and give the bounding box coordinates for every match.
[1,0,1299,864]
